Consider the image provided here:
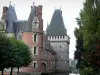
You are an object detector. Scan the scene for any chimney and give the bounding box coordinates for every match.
[36,5,42,19]
[1,6,8,20]
[37,5,42,14]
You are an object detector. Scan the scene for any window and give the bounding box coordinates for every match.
[32,33,38,43]
[55,36,56,38]
[34,47,36,54]
[33,61,37,69]
[34,62,36,69]
[58,36,59,39]
[31,47,38,55]
[34,34,37,42]
[32,33,38,42]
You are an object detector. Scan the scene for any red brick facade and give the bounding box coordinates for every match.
[20,5,56,73]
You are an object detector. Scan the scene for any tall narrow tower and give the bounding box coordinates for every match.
[21,4,43,73]
[46,9,70,74]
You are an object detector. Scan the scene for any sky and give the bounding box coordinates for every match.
[0,0,85,59]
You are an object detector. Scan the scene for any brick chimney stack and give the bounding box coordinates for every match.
[36,5,43,47]
[36,5,42,19]
[1,6,8,20]
[36,5,43,31]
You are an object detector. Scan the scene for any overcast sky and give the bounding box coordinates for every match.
[0,0,85,59]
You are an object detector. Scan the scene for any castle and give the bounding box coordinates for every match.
[0,3,70,75]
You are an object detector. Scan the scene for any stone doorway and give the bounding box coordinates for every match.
[41,63,46,73]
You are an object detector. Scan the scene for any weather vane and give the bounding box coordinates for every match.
[9,1,11,5]
[14,4,15,7]
[33,2,35,5]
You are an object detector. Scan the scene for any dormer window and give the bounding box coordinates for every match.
[17,28,22,40]
[32,16,39,29]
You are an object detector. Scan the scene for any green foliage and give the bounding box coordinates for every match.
[81,0,100,69]
[0,33,11,69]
[74,17,84,69]
[80,67,95,75]
[9,38,32,75]
[0,34,32,75]
[9,37,32,67]
[74,0,100,74]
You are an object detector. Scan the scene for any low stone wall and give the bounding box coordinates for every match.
[18,72,41,75]
[43,72,69,75]
[18,72,69,75]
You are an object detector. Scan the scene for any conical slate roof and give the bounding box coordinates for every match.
[27,5,36,32]
[6,5,17,33]
[46,9,67,36]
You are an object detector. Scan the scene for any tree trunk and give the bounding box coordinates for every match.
[1,68,4,75]
[17,67,19,75]
[10,67,13,75]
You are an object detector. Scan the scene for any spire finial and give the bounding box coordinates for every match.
[14,4,15,8]
[33,2,35,6]
[9,1,11,5]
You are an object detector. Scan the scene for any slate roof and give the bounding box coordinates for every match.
[6,5,17,33]
[5,4,36,33]
[27,5,36,32]
[13,20,28,33]
[46,9,67,36]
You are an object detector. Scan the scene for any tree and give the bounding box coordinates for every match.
[74,0,100,74]
[81,0,100,71]
[0,33,11,75]
[74,17,85,69]
[14,40,32,75]
[9,38,32,75]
